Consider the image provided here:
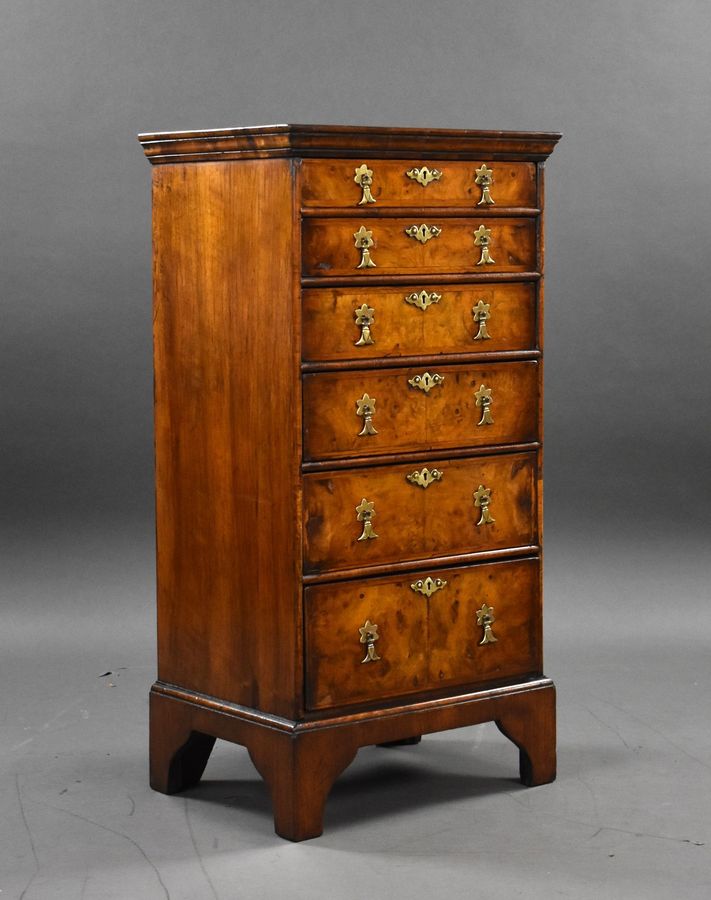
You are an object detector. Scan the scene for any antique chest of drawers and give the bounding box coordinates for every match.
[138,124,560,841]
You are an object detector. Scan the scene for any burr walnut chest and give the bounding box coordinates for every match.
[138,124,560,841]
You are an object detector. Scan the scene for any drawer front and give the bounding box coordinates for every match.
[302,282,537,362]
[303,361,538,461]
[304,557,541,710]
[300,159,537,209]
[428,556,541,689]
[303,217,536,277]
[304,576,428,709]
[304,451,536,574]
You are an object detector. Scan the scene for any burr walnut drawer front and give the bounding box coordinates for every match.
[302,282,537,362]
[302,217,536,277]
[304,557,541,710]
[303,451,536,574]
[300,159,537,209]
[303,361,538,462]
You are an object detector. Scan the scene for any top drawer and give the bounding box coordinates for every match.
[301,159,537,209]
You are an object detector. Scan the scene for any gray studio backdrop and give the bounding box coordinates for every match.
[3,2,711,896]
[2,1,709,598]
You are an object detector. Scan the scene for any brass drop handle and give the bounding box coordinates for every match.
[406,467,443,489]
[473,484,495,526]
[355,497,378,541]
[406,166,443,187]
[472,299,492,340]
[354,163,376,206]
[410,576,447,597]
[474,384,494,426]
[408,371,444,393]
[359,619,381,663]
[476,603,498,644]
[356,393,378,436]
[473,224,495,265]
[354,225,376,269]
[405,223,442,244]
[474,164,495,205]
[354,303,375,346]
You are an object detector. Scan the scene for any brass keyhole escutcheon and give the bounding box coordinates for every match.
[474,384,494,426]
[355,497,378,541]
[473,484,495,526]
[410,576,447,597]
[472,299,492,341]
[476,603,498,644]
[405,223,442,245]
[354,163,376,206]
[408,371,444,394]
[404,290,441,311]
[406,467,443,489]
[474,163,495,206]
[406,166,443,187]
[359,619,381,663]
[473,224,495,265]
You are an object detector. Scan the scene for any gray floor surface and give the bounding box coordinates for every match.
[2,519,709,899]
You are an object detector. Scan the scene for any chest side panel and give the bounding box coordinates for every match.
[152,159,301,717]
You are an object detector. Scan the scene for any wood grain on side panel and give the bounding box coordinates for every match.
[152,160,300,717]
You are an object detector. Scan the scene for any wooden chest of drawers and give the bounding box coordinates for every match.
[139,124,560,841]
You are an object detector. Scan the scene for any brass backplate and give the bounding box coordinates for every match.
[474,163,495,206]
[473,224,495,265]
[476,603,498,644]
[354,303,375,346]
[353,225,376,269]
[354,163,376,206]
[406,166,443,187]
[406,467,443,489]
[472,299,492,341]
[474,383,494,426]
[356,392,378,436]
[405,223,442,245]
[355,497,378,541]
[410,576,447,598]
[404,290,442,311]
[359,619,381,662]
[473,484,495,526]
[408,371,444,393]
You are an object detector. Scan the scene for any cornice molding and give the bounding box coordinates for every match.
[138,123,562,165]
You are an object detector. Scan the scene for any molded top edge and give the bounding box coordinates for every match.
[137,123,562,164]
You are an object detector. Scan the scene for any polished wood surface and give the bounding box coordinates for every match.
[142,124,558,841]
[301,159,536,208]
[139,124,562,165]
[303,360,538,461]
[151,159,301,717]
[304,451,537,573]
[305,557,541,710]
[303,217,537,277]
[428,557,541,687]
[150,679,556,840]
[305,576,428,709]
[302,282,537,362]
